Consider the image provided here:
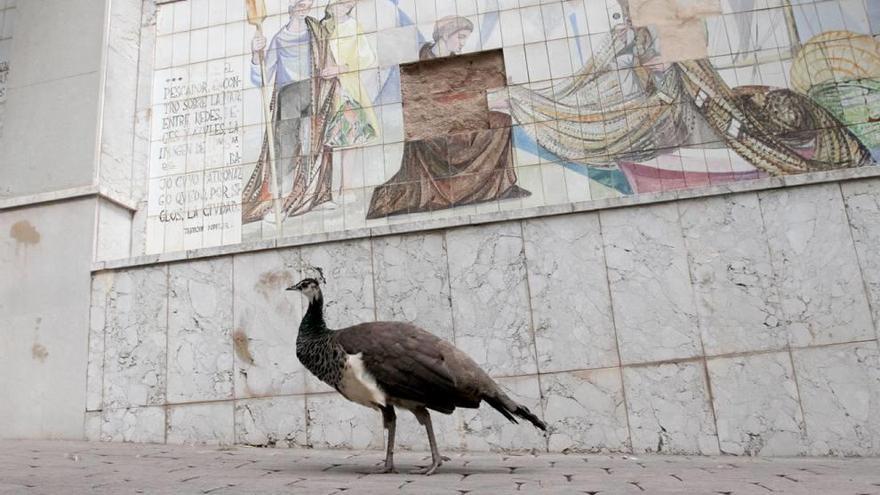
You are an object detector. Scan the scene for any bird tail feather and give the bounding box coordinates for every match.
[484,392,547,432]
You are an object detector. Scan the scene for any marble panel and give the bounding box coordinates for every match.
[623,362,720,455]
[760,184,874,346]
[601,204,702,364]
[87,272,113,411]
[793,342,880,456]
[5,0,103,88]
[522,213,618,372]
[541,369,630,453]
[298,239,375,392]
[306,394,383,450]
[391,407,462,453]
[95,200,133,262]
[707,352,807,456]
[235,396,308,448]
[101,406,166,444]
[84,411,102,442]
[841,179,880,337]
[103,266,168,409]
[167,258,234,403]
[299,239,375,329]
[166,402,235,446]
[232,248,307,398]
[459,375,547,452]
[446,223,537,376]
[680,193,787,355]
[371,232,454,342]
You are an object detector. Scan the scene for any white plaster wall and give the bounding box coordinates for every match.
[0,0,106,197]
[86,178,880,455]
[0,198,96,439]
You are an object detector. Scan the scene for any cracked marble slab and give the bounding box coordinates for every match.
[760,184,874,346]
[166,402,235,446]
[87,272,114,411]
[601,203,701,364]
[446,223,538,377]
[299,239,376,393]
[299,239,375,329]
[84,411,101,442]
[707,352,806,456]
[541,369,630,453]
[167,258,233,403]
[623,362,720,455]
[792,341,880,456]
[232,248,307,398]
[234,396,308,448]
[306,394,383,450]
[522,214,619,372]
[841,178,880,338]
[680,193,787,355]
[100,406,166,443]
[459,375,547,452]
[102,266,168,409]
[391,407,462,453]
[371,232,455,343]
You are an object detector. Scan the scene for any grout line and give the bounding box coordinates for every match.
[597,211,634,454]
[230,256,237,444]
[675,201,722,455]
[786,345,809,440]
[517,220,548,453]
[164,265,171,444]
[838,182,880,341]
[440,230,466,450]
[106,341,880,411]
[756,187,805,439]
[368,236,379,323]
[441,231,457,347]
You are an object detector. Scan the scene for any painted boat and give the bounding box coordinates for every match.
[619,147,768,194]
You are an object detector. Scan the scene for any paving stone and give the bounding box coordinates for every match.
[0,440,879,494]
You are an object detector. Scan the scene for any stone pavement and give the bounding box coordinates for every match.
[1,441,878,495]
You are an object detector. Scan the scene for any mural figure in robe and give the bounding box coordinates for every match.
[493,0,874,194]
[242,0,378,223]
[367,16,530,219]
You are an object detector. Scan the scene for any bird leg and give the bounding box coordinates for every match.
[410,407,443,476]
[377,405,397,474]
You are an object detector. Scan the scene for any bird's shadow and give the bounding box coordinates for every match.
[288,462,514,477]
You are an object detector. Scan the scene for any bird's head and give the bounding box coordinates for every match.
[286,277,322,302]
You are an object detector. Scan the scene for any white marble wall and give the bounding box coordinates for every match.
[86,179,880,455]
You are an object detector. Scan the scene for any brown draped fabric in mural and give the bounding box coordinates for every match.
[241,16,338,224]
[367,113,528,218]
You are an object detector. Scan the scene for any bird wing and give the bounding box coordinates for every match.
[334,322,474,413]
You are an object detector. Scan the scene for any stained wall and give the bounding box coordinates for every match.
[87,178,880,455]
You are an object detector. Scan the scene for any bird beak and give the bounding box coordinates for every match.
[286,285,300,291]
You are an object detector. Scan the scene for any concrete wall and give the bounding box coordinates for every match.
[0,198,96,438]
[0,0,105,197]
[85,179,880,455]
[0,0,140,439]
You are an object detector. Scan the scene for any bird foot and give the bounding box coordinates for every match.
[410,461,442,476]
[375,461,397,474]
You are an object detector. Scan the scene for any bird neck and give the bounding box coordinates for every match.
[299,291,329,335]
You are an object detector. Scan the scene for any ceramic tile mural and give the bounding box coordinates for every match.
[0,0,16,138]
[145,0,880,253]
